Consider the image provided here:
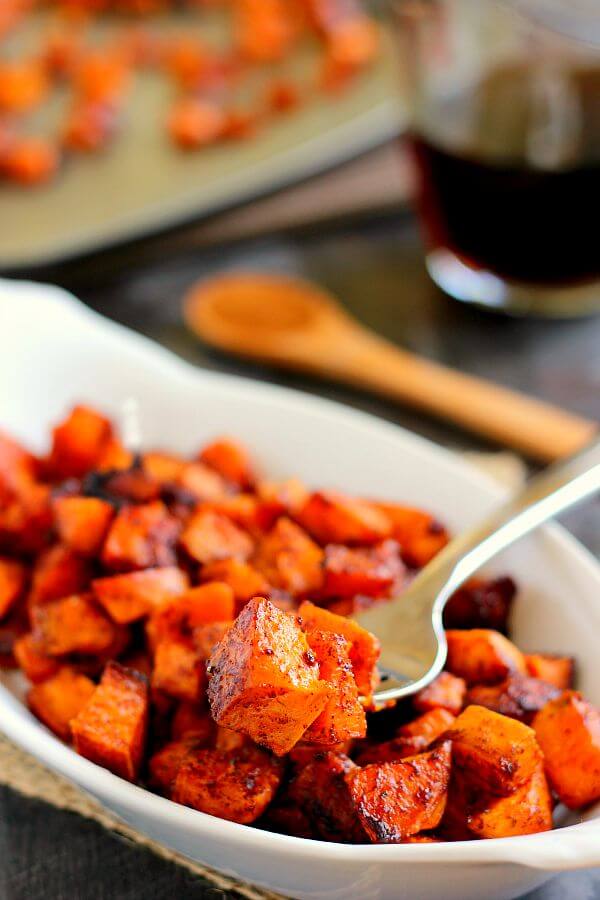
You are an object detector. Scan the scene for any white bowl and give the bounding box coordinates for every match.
[1,278,599,900]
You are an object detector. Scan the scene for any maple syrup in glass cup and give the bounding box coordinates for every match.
[396,0,600,316]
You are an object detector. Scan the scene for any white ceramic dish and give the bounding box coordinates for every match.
[0,278,599,900]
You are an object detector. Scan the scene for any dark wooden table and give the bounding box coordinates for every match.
[2,210,599,899]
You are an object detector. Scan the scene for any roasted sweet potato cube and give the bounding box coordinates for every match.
[152,638,206,703]
[199,438,255,489]
[447,705,542,795]
[29,544,92,608]
[253,518,324,595]
[0,430,38,495]
[201,559,269,606]
[467,765,553,838]
[180,509,253,565]
[207,597,330,755]
[0,481,53,556]
[93,567,189,624]
[193,621,232,659]
[13,633,60,683]
[467,674,560,723]
[445,629,526,685]
[375,502,449,568]
[71,661,149,781]
[346,742,452,842]
[533,691,600,808]
[357,707,456,765]
[48,405,113,479]
[525,653,575,689]
[298,491,392,545]
[302,630,366,745]
[101,501,180,571]
[0,557,27,620]
[171,702,215,742]
[320,540,404,599]
[147,737,202,794]
[177,462,229,502]
[172,745,282,823]
[52,496,114,556]
[256,477,308,521]
[177,582,235,627]
[288,750,367,842]
[32,593,124,657]
[443,576,516,634]
[297,600,380,699]
[28,667,95,740]
[414,671,466,716]
[261,798,315,839]
[214,725,249,752]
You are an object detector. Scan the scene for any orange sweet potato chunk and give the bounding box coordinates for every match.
[533,691,600,809]
[414,671,466,716]
[13,633,60,683]
[151,638,206,702]
[375,502,449,568]
[302,630,366,745]
[171,702,216,742]
[253,517,324,595]
[201,559,269,606]
[52,496,114,556]
[199,437,256,489]
[92,567,189,624]
[48,405,113,479]
[467,765,553,838]
[71,661,149,781]
[32,593,124,657]
[320,540,404,598]
[356,708,455,766]
[172,745,282,823]
[177,582,236,627]
[525,653,575,690]
[467,674,560,724]
[346,742,452,842]
[28,667,96,740]
[0,557,27,620]
[148,737,203,794]
[447,705,542,796]
[298,491,392,545]
[101,501,181,571]
[179,509,254,565]
[29,544,92,608]
[288,750,367,842]
[445,629,526,685]
[297,600,380,699]
[207,597,330,755]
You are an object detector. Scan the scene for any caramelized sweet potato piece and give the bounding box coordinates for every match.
[443,576,516,634]
[200,559,269,606]
[0,481,53,556]
[467,765,553,838]
[52,496,114,556]
[180,509,253,565]
[253,518,324,595]
[302,630,366,745]
[467,674,560,724]
[171,702,215,742]
[102,501,180,571]
[447,705,542,796]
[525,653,575,690]
[445,629,526,685]
[288,750,367,842]
[214,724,249,752]
[298,491,392,546]
[297,600,380,699]
[176,461,229,502]
[207,597,330,755]
[29,544,92,608]
[152,638,206,703]
[346,742,452,842]
[193,620,232,659]
[93,567,189,624]
[32,593,124,657]
[147,737,202,794]
[71,662,149,781]
[13,633,60,683]
[233,0,297,64]
[320,540,404,598]
[356,709,455,766]
[145,583,234,651]
[0,557,27,620]
[28,667,95,740]
[414,671,466,716]
[172,745,283,823]
[533,691,600,808]
[48,406,113,479]
[199,437,255,488]
[375,502,449,568]
[0,430,38,495]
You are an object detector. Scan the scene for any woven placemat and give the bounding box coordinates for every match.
[0,451,525,900]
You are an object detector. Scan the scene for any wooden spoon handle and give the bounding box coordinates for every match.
[319,329,597,462]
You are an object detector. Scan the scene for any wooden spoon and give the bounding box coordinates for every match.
[183,272,597,462]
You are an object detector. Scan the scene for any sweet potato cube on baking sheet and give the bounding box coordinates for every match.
[467,674,560,723]
[525,653,575,689]
[48,406,113,479]
[14,633,60,683]
[321,540,404,599]
[288,750,367,842]
[180,509,253,565]
[302,630,366,745]
[92,567,189,624]
[0,557,27,620]
[533,691,600,808]
[467,765,553,838]
[298,491,392,545]
[346,742,452,842]
[207,597,330,755]
[52,496,114,556]
[148,737,203,794]
[101,501,180,571]
[32,593,123,657]
[71,662,149,781]
[172,745,282,823]
[28,667,95,740]
[414,671,466,716]
[297,600,380,699]
[445,629,526,685]
[447,705,542,795]
[201,559,269,605]
[253,517,324,595]
[29,545,92,607]
[152,638,206,702]
[375,502,449,568]
[199,438,255,489]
